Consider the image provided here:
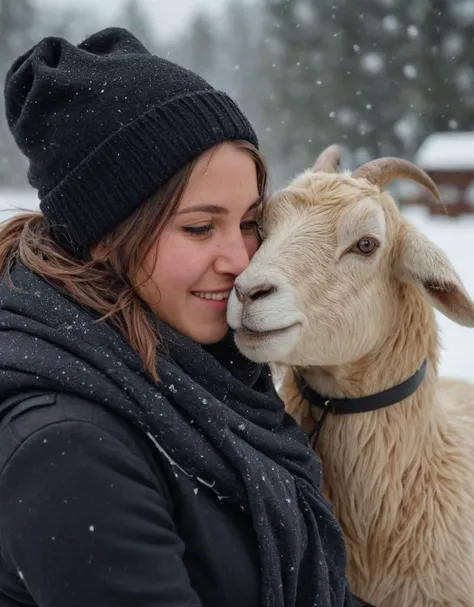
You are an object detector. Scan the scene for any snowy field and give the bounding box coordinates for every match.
[0,188,473,382]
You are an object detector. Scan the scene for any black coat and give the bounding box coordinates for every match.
[0,390,261,606]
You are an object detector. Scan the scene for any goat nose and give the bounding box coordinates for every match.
[236,283,277,303]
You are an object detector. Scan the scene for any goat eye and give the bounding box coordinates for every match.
[354,238,378,255]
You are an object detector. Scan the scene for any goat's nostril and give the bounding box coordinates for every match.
[247,284,277,301]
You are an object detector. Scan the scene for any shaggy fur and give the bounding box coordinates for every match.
[228,150,474,606]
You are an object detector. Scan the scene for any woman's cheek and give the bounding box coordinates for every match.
[246,234,260,259]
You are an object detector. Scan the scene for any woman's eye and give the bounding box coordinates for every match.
[183,225,213,236]
[182,220,262,238]
[240,220,262,233]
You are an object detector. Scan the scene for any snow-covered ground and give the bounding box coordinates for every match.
[0,189,473,381]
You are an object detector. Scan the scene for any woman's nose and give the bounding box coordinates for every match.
[214,233,251,276]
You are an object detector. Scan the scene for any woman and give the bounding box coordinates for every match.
[0,27,368,607]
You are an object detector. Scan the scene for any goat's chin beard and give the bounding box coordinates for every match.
[233,323,302,363]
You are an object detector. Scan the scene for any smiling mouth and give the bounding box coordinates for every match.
[237,323,300,339]
[193,290,231,301]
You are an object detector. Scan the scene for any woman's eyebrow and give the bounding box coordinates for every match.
[177,196,262,216]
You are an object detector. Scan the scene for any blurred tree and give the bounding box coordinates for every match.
[121,0,158,52]
[33,7,91,41]
[259,0,474,180]
[260,0,406,174]
[259,0,330,178]
[170,2,274,182]
[0,0,36,186]
[174,11,218,83]
[415,0,474,136]
[217,1,272,169]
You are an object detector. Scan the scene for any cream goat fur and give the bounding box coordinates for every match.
[227,160,474,606]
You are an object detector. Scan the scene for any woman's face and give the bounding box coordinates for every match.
[137,142,262,344]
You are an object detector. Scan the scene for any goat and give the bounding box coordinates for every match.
[227,146,474,606]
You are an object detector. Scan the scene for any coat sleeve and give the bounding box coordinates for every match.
[0,419,203,607]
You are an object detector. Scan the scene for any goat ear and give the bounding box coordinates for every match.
[395,227,474,327]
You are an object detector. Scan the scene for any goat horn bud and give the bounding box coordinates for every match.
[312,144,342,174]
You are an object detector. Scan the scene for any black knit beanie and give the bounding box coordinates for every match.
[4,27,258,255]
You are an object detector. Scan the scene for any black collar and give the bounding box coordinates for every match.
[294,359,428,445]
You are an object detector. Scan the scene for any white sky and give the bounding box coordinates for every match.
[33,0,230,39]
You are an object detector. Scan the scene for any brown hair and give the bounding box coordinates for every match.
[0,141,268,382]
